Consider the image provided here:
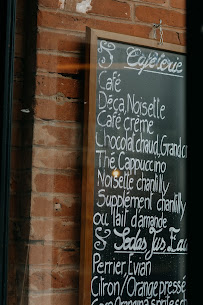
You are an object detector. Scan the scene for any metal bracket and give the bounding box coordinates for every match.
[153,19,164,45]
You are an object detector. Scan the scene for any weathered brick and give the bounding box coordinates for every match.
[29,292,78,305]
[65,0,131,19]
[33,121,82,147]
[29,267,79,290]
[36,74,81,98]
[32,170,81,194]
[29,243,80,265]
[37,31,84,53]
[34,98,82,122]
[32,172,81,194]
[89,0,131,19]
[64,0,79,12]
[170,0,186,10]
[38,0,60,9]
[30,218,80,241]
[135,5,186,28]
[38,10,152,38]
[37,53,80,74]
[32,146,82,170]
[31,193,81,218]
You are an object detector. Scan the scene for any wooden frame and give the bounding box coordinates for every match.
[79,27,186,305]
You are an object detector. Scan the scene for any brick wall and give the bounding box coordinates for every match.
[8,0,186,304]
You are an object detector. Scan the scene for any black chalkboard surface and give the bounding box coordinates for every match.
[80,28,187,305]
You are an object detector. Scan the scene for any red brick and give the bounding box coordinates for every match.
[33,120,82,147]
[37,31,84,53]
[56,246,80,265]
[135,5,186,28]
[38,0,60,9]
[34,98,82,121]
[37,53,80,74]
[160,29,186,45]
[38,10,151,38]
[29,267,79,290]
[36,74,81,98]
[32,170,81,194]
[32,146,82,170]
[32,171,81,194]
[29,292,78,305]
[89,0,131,19]
[170,0,186,10]
[31,193,80,218]
[51,268,79,289]
[30,218,80,241]
[29,243,80,265]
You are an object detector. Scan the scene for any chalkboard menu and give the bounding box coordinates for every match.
[80,28,187,305]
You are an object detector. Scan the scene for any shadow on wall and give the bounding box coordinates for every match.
[7,0,38,304]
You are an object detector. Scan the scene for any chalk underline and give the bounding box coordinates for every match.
[114,250,187,255]
[124,66,184,78]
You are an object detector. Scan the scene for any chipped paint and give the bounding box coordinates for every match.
[59,0,65,9]
[76,0,92,14]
